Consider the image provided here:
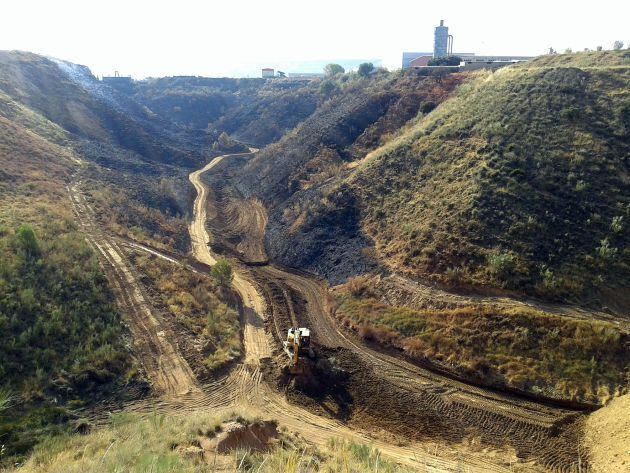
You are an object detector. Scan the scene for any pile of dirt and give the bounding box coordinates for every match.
[584,394,630,472]
[199,420,279,454]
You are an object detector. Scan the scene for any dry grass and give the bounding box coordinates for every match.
[333,290,629,404]
[89,182,190,253]
[11,410,414,473]
[128,252,241,375]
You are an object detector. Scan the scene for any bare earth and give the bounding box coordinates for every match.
[68,150,596,472]
[584,394,630,472]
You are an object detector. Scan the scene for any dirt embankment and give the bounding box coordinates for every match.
[584,394,630,472]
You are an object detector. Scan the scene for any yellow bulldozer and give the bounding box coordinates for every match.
[282,327,315,374]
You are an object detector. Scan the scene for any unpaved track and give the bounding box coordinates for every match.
[252,265,585,473]
[69,151,584,472]
[187,153,532,472]
[69,179,199,397]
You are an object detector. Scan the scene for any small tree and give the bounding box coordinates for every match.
[211,259,233,287]
[357,62,374,77]
[564,48,573,54]
[613,40,624,50]
[596,46,603,51]
[324,63,345,77]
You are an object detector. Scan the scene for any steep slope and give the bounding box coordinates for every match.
[0,51,198,166]
[232,71,466,280]
[0,96,139,461]
[350,51,629,301]
[236,51,629,304]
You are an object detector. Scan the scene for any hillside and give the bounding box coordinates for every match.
[132,76,322,146]
[236,51,630,304]
[0,52,239,463]
[1,48,629,472]
[221,51,630,404]
[351,52,630,301]
[0,51,198,167]
[232,70,466,280]
[0,94,140,461]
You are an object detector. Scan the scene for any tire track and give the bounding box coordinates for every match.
[188,152,526,472]
[68,177,199,397]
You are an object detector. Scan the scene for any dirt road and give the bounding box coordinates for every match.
[70,150,587,472]
[69,179,199,397]
[187,152,591,472]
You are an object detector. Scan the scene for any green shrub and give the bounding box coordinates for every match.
[211,259,234,287]
[486,250,518,283]
[0,222,132,462]
[324,63,345,77]
[358,62,375,77]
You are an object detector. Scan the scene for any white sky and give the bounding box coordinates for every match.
[1,0,628,78]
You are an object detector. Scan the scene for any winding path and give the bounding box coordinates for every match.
[186,151,529,472]
[70,150,587,472]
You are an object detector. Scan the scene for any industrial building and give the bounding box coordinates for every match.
[434,20,453,58]
[402,51,433,69]
[262,68,275,78]
[402,20,534,70]
[409,55,433,68]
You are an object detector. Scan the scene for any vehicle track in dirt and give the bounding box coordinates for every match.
[250,265,586,473]
[69,152,585,472]
[68,177,200,398]
[198,153,591,473]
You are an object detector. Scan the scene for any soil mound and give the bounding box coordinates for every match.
[200,420,279,454]
[584,394,630,472]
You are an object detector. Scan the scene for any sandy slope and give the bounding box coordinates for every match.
[584,394,630,472]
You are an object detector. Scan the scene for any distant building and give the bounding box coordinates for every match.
[262,68,275,78]
[287,72,325,79]
[461,55,534,63]
[403,20,535,69]
[434,20,453,58]
[409,55,432,68]
[403,51,472,69]
[402,51,432,69]
[102,71,133,92]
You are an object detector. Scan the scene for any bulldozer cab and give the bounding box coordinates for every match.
[283,327,313,374]
[287,327,310,348]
